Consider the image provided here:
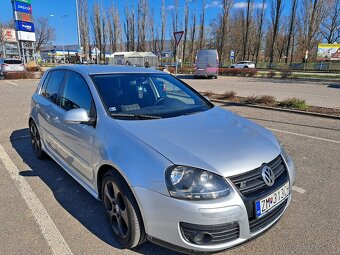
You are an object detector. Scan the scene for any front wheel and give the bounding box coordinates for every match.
[102,171,145,248]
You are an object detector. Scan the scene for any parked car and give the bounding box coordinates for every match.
[29,65,295,253]
[0,58,26,78]
[194,49,219,78]
[229,61,256,68]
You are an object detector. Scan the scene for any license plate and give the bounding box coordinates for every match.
[255,182,290,218]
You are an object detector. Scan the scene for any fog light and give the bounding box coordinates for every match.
[192,232,213,245]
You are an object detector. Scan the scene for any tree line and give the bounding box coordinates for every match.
[1,0,339,65]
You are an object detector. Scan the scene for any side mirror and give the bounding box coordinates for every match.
[64,108,91,124]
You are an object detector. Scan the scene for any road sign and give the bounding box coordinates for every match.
[13,1,32,14]
[174,31,184,46]
[15,0,32,4]
[14,11,33,22]
[15,20,35,33]
[230,50,235,60]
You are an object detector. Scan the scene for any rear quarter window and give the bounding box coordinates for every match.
[4,59,22,64]
[42,70,66,104]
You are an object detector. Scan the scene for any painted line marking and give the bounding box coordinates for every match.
[268,128,340,144]
[292,186,306,194]
[4,80,20,87]
[0,143,73,255]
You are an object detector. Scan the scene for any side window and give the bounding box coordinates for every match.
[42,70,65,103]
[40,72,52,94]
[60,71,94,116]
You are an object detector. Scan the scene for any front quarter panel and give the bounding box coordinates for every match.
[93,116,172,196]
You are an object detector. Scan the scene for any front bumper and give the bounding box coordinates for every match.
[134,155,295,253]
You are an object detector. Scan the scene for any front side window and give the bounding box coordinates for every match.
[60,71,94,116]
[92,73,213,119]
[42,70,65,103]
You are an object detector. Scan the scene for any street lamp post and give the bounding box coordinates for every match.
[50,14,67,64]
[75,0,82,63]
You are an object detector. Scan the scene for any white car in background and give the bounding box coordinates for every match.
[229,61,256,68]
[0,58,26,79]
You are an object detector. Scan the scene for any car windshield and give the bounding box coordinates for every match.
[92,73,213,119]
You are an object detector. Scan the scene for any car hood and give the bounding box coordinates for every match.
[116,107,281,177]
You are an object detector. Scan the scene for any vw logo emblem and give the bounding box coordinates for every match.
[261,166,275,186]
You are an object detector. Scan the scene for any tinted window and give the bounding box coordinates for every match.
[60,71,93,115]
[43,70,65,103]
[4,59,22,64]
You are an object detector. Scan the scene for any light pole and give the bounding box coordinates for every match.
[75,0,82,63]
[50,14,67,64]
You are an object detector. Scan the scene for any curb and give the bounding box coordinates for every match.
[209,99,340,120]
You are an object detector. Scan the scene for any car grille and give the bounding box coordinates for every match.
[180,222,239,245]
[249,198,288,233]
[229,155,286,197]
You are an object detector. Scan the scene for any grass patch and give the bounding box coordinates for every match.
[279,98,308,110]
[215,91,236,100]
[203,90,213,97]
[243,95,259,104]
[256,95,277,106]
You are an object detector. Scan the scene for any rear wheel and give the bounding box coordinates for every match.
[102,170,145,248]
[29,121,46,159]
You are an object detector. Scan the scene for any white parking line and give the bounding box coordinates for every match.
[268,128,340,144]
[0,143,73,255]
[292,186,306,194]
[3,80,20,87]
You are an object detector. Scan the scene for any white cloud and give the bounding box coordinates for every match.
[167,5,175,11]
[233,2,267,9]
[206,1,222,8]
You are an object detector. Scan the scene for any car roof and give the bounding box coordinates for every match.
[50,65,164,76]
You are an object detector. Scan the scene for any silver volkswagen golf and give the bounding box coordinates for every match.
[29,65,295,253]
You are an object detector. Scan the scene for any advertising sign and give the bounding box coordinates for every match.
[16,31,36,42]
[14,11,33,22]
[2,29,17,42]
[15,21,35,33]
[230,50,235,60]
[317,44,340,61]
[16,0,32,4]
[14,1,32,14]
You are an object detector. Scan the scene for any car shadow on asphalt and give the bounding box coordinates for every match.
[10,128,183,255]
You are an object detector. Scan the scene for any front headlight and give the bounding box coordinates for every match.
[165,166,230,200]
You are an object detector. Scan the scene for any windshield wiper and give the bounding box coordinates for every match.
[110,113,161,119]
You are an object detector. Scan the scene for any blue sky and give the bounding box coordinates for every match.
[0,0,291,45]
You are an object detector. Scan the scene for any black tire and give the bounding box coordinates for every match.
[230,66,235,68]
[101,170,145,248]
[29,120,47,159]
[244,66,249,68]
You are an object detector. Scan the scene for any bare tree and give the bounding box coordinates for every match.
[300,0,328,61]
[242,0,253,60]
[220,0,233,65]
[182,0,189,61]
[34,17,55,52]
[320,0,340,43]
[285,0,298,63]
[124,3,135,51]
[255,0,266,63]
[137,0,148,51]
[78,0,90,60]
[171,0,179,61]
[198,0,206,49]
[160,0,167,54]
[268,0,283,66]
[189,9,197,62]
[91,2,102,62]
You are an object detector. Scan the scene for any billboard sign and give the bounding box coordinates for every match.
[14,11,33,22]
[2,29,17,42]
[16,31,36,42]
[317,44,340,61]
[14,1,32,14]
[15,21,35,32]
[16,0,32,4]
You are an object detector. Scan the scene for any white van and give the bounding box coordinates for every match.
[194,50,219,79]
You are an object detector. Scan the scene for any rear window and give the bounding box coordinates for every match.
[4,59,22,64]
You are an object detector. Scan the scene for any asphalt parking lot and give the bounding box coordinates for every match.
[0,78,339,255]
